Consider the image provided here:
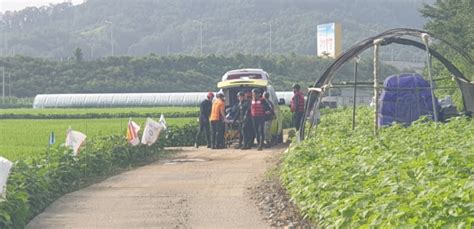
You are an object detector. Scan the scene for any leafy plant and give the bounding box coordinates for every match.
[281,107,474,227]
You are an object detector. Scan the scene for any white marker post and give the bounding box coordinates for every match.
[373,39,384,134]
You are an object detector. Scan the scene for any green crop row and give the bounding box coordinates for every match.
[0,98,34,109]
[0,107,199,119]
[0,122,206,228]
[0,107,199,115]
[281,107,474,227]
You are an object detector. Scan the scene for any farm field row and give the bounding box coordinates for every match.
[0,107,199,116]
[0,117,196,161]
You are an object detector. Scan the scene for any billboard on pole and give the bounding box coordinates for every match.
[317,22,342,58]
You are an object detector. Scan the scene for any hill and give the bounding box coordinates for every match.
[0,54,398,97]
[0,0,428,60]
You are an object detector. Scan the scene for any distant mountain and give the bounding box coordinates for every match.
[0,0,430,60]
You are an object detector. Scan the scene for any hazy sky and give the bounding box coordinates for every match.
[1,0,84,12]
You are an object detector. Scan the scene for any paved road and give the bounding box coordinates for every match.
[27,147,281,228]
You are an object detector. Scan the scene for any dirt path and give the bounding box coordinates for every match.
[27,146,283,228]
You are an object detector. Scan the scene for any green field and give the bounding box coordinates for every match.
[0,107,198,116]
[0,117,196,160]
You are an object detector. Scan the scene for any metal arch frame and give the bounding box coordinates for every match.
[300,28,474,140]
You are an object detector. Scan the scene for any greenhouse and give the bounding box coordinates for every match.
[33,92,295,108]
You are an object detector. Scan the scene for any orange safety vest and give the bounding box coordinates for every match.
[210,99,225,121]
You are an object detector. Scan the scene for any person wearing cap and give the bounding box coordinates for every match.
[251,88,272,151]
[194,92,214,148]
[210,91,226,149]
[263,91,276,147]
[233,91,251,149]
[291,84,305,131]
[244,90,255,147]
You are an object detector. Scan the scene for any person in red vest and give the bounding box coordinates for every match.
[245,90,255,147]
[291,84,305,131]
[251,88,272,151]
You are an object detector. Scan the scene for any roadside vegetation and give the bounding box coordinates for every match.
[281,107,473,227]
[0,107,210,228]
[0,135,167,228]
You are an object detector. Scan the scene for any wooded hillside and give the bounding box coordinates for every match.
[0,0,427,59]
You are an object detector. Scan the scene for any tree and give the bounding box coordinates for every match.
[420,0,474,108]
[74,48,83,63]
[420,0,474,67]
[420,0,474,54]
[0,54,399,97]
[0,0,427,59]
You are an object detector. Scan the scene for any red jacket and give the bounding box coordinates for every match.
[291,91,305,113]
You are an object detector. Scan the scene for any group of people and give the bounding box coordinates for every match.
[194,84,305,151]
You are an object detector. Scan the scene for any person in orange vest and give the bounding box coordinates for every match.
[210,91,226,149]
[251,88,272,151]
[290,84,305,131]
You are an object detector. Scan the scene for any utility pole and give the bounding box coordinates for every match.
[1,22,7,57]
[263,22,272,54]
[269,23,272,54]
[3,33,6,57]
[104,21,114,56]
[8,72,11,103]
[111,24,114,56]
[193,20,203,56]
[2,67,5,104]
[200,22,203,56]
[90,42,95,59]
[181,33,185,54]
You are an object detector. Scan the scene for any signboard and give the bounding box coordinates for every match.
[317,23,342,58]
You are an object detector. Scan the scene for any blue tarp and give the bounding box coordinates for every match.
[378,73,439,126]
